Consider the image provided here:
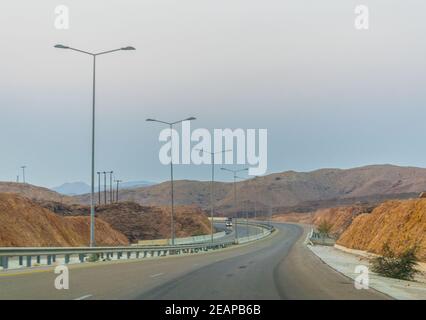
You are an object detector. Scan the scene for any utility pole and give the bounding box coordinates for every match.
[21,166,26,184]
[115,179,122,202]
[109,171,114,204]
[103,171,107,205]
[97,172,101,205]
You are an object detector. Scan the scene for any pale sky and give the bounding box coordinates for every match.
[1,1,426,187]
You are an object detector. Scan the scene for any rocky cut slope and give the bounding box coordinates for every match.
[0,193,128,247]
[273,205,373,237]
[337,199,426,261]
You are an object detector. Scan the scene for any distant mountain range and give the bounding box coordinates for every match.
[51,180,156,196]
[74,164,426,215]
[2,164,426,216]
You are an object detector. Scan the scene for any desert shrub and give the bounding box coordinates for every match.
[371,243,419,281]
[317,220,333,238]
[87,253,100,262]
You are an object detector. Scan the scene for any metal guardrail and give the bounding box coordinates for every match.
[0,222,274,270]
[309,230,336,246]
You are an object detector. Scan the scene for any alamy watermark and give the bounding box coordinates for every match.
[354,265,369,290]
[157,121,268,176]
[54,265,69,290]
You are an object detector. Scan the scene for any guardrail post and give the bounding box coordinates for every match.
[52,255,56,263]
[36,255,41,264]
[79,254,84,263]
[19,256,23,266]
[1,256,8,269]
[127,252,131,259]
[47,255,52,265]
[136,251,140,258]
[65,254,70,264]
[26,256,31,267]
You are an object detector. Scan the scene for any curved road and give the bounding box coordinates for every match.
[0,223,389,300]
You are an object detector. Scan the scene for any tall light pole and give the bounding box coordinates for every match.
[146,117,196,245]
[21,166,26,184]
[108,171,114,204]
[114,179,122,202]
[220,167,248,242]
[195,148,231,243]
[54,44,135,247]
[97,172,101,205]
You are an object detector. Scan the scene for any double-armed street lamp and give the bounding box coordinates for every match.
[54,44,135,247]
[220,167,248,242]
[146,117,196,245]
[195,148,232,243]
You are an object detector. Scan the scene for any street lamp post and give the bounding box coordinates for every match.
[54,44,135,247]
[196,148,231,243]
[220,168,248,243]
[146,117,196,245]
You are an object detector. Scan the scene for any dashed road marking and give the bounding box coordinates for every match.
[150,273,164,278]
[74,294,93,300]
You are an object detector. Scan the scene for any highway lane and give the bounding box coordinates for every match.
[0,223,389,300]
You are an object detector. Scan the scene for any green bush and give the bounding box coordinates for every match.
[87,253,100,262]
[371,244,419,281]
[317,220,333,238]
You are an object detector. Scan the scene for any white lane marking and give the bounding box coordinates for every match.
[150,273,164,278]
[74,294,93,300]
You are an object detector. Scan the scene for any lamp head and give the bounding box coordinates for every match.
[54,44,69,49]
[121,46,136,50]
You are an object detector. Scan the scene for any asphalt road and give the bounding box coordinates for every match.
[0,223,389,300]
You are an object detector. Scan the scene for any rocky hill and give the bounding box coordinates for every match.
[0,193,128,247]
[0,182,73,203]
[38,201,212,243]
[74,164,426,215]
[337,199,426,261]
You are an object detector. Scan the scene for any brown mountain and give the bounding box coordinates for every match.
[74,164,426,215]
[37,201,212,243]
[0,193,128,247]
[0,182,73,203]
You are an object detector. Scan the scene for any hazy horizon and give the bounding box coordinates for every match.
[1,1,426,188]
